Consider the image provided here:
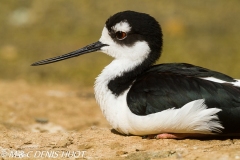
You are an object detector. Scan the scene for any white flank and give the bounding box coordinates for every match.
[127,99,223,135]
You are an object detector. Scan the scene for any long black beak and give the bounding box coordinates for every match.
[31,41,107,66]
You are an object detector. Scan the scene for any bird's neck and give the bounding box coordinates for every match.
[107,59,146,96]
[95,51,159,97]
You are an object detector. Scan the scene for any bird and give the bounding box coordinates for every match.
[32,10,240,139]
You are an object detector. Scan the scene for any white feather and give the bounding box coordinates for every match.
[127,99,223,135]
[202,77,240,87]
[231,79,240,87]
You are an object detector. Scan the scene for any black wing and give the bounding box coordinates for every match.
[127,63,240,133]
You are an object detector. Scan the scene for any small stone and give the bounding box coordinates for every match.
[78,144,92,150]
[193,146,198,150]
[136,148,144,152]
[116,151,128,156]
[24,140,32,144]
[35,117,49,124]
[49,141,57,145]
[91,126,97,130]
[57,139,71,147]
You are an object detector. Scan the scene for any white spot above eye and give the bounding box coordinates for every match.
[112,20,131,33]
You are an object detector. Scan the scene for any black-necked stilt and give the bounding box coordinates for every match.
[32,11,240,139]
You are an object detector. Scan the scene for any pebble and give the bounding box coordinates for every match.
[35,117,49,124]
[116,151,128,156]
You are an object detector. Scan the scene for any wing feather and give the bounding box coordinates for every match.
[127,63,240,133]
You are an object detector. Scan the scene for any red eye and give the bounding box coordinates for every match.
[116,31,127,40]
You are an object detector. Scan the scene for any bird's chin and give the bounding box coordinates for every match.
[100,48,118,59]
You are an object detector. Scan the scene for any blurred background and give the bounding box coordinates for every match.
[1,0,240,87]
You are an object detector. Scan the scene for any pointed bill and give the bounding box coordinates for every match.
[31,41,107,66]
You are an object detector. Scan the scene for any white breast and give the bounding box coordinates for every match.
[94,58,142,134]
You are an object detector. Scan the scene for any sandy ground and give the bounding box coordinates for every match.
[0,80,240,160]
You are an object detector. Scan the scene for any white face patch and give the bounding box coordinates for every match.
[99,26,150,60]
[111,21,131,33]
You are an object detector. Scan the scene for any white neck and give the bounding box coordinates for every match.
[94,58,143,124]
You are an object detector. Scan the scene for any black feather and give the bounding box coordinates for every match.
[127,63,240,133]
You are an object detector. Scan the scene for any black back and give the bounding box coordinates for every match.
[127,63,240,133]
